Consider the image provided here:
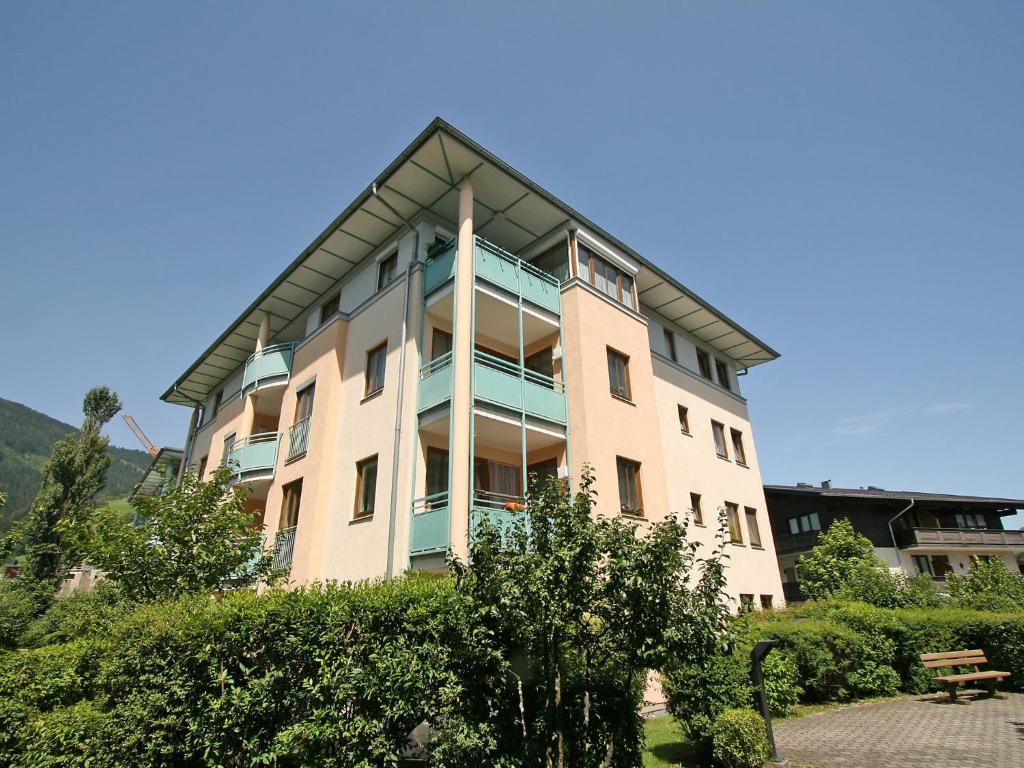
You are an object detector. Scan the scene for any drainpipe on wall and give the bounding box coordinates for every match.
[887,498,915,572]
[372,183,419,579]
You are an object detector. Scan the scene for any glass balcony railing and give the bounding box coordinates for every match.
[423,242,456,295]
[241,342,297,398]
[473,351,567,424]
[273,525,297,570]
[474,238,561,314]
[417,351,453,412]
[226,432,281,482]
[410,492,450,555]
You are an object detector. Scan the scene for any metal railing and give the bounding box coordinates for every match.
[420,350,453,378]
[273,525,297,570]
[472,489,527,513]
[287,416,311,461]
[473,350,566,393]
[413,491,450,513]
[241,342,297,397]
[474,236,560,287]
[226,432,281,481]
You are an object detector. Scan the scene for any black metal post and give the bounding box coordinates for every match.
[751,639,782,763]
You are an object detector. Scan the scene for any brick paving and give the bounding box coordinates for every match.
[773,692,1024,767]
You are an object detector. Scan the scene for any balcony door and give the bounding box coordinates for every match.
[425,448,449,508]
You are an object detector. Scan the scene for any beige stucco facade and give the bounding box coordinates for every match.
[166,120,784,609]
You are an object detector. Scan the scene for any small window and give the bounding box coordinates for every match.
[616,457,643,517]
[715,359,731,391]
[789,513,822,534]
[377,252,398,290]
[760,594,773,610]
[294,382,315,423]
[365,342,387,396]
[725,502,742,543]
[712,421,728,459]
[787,517,799,535]
[912,555,932,577]
[739,594,755,613]
[689,492,704,525]
[354,455,378,518]
[696,349,713,380]
[212,390,224,414]
[320,293,340,325]
[745,507,762,548]
[196,455,208,480]
[730,429,747,465]
[578,243,635,308]
[663,328,677,362]
[280,479,302,529]
[678,405,690,434]
[607,348,631,400]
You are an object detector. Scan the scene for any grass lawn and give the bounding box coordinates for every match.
[103,498,137,522]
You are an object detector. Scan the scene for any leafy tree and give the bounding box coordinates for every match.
[946,555,1024,612]
[452,467,730,768]
[83,465,273,601]
[13,388,121,599]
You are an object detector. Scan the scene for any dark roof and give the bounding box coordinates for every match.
[764,484,1024,509]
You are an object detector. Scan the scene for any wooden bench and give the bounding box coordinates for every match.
[920,649,1009,703]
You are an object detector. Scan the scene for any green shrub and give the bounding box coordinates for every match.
[13,701,110,768]
[0,581,37,648]
[710,708,771,768]
[946,557,1024,612]
[761,651,802,716]
[663,645,753,749]
[19,581,133,648]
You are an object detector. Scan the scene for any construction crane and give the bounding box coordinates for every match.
[123,414,159,459]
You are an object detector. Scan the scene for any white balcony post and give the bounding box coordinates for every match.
[449,176,474,560]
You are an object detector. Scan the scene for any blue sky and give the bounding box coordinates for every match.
[2,2,1022,525]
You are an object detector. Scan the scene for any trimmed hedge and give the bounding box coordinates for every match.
[0,578,507,768]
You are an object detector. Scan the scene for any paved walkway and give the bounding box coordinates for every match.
[774,692,1024,768]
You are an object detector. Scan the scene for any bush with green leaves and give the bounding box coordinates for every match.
[710,708,771,768]
[761,651,802,717]
[18,581,133,648]
[0,581,37,648]
[946,556,1024,612]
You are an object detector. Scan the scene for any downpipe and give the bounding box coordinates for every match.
[887,498,915,572]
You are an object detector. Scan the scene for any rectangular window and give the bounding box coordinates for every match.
[365,342,387,396]
[197,455,208,480]
[377,252,398,290]
[745,507,762,548]
[954,512,986,529]
[715,359,731,391]
[789,513,823,534]
[431,328,453,361]
[320,293,340,325]
[425,447,448,507]
[221,432,236,465]
[529,242,571,282]
[354,455,378,519]
[739,594,755,613]
[663,328,677,362]
[607,348,631,400]
[616,457,643,516]
[294,382,315,422]
[712,421,728,459]
[678,405,690,434]
[725,502,742,543]
[760,594,773,610]
[689,492,704,525]
[912,555,932,577]
[931,555,953,578]
[788,517,799,535]
[524,347,554,379]
[280,479,302,529]
[212,389,224,414]
[731,429,747,465]
[527,458,559,492]
[696,349,713,380]
[473,458,523,498]
[578,244,635,308]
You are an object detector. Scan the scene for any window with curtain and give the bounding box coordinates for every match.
[294,383,315,423]
[365,343,387,395]
[474,458,523,498]
[354,456,378,518]
[616,457,643,516]
[607,348,631,400]
[577,243,636,308]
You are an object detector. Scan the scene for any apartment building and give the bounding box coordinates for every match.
[162,119,784,606]
[765,484,1024,600]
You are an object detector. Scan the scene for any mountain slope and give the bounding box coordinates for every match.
[0,397,151,533]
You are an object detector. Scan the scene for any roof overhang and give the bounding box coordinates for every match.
[162,118,780,406]
[764,485,1024,511]
[128,447,184,503]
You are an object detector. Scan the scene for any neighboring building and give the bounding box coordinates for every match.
[765,483,1024,600]
[160,118,784,606]
[128,447,184,504]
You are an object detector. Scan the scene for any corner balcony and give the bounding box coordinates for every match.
[474,351,567,425]
[895,527,1024,549]
[241,342,297,398]
[474,238,561,315]
[471,491,528,540]
[410,492,450,556]
[226,432,281,484]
